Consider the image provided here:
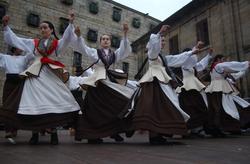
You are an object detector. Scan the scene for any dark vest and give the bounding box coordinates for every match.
[97,49,116,69]
[158,54,183,88]
[97,49,128,84]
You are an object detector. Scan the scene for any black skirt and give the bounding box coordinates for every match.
[205,92,240,134]
[237,104,250,129]
[132,78,188,135]
[75,81,133,139]
[179,89,208,129]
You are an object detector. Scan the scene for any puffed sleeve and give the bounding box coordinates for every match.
[195,53,212,72]
[71,33,98,62]
[57,23,76,55]
[166,50,193,67]
[215,61,249,73]
[146,33,161,59]
[114,36,132,62]
[3,26,34,53]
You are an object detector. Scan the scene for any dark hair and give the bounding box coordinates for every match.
[100,34,112,42]
[41,21,59,40]
[213,54,224,62]
[182,48,192,52]
[210,54,224,72]
[10,47,17,53]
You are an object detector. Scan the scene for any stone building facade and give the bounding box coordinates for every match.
[132,0,250,97]
[0,0,161,103]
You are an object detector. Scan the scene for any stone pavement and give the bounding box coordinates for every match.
[0,130,250,164]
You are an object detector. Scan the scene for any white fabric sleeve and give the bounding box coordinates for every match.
[24,52,35,65]
[166,50,193,67]
[57,23,75,55]
[195,54,212,72]
[71,34,98,62]
[146,33,161,59]
[3,26,34,53]
[215,61,249,73]
[114,37,132,62]
[0,53,6,68]
[231,70,247,80]
[82,68,94,76]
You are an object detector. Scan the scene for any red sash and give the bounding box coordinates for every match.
[211,62,222,72]
[34,39,65,67]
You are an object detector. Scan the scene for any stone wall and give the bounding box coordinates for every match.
[0,0,161,104]
[134,0,250,97]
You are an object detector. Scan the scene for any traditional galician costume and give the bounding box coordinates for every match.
[205,59,249,136]
[132,33,193,144]
[0,23,80,141]
[73,34,136,143]
[0,50,34,110]
[225,70,250,131]
[176,53,212,136]
[0,49,34,143]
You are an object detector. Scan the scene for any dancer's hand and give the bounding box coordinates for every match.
[123,23,129,36]
[159,25,170,35]
[196,41,204,49]
[192,46,200,54]
[192,41,205,55]
[208,48,213,55]
[68,10,75,23]
[75,26,81,37]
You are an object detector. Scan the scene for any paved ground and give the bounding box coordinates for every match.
[0,130,250,164]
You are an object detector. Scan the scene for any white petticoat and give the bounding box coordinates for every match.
[18,66,80,115]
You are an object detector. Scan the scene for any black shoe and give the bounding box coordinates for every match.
[50,133,59,145]
[29,133,39,145]
[125,131,135,138]
[87,138,103,144]
[149,136,167,145]
[110,134,124,142]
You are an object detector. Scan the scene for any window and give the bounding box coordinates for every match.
[73,51,82,67]
[59,17,69,34]
[132,45,138,53]
[149,23,156,30]
[169,35,179,54]
[87,29,98,42]
[61,0,73,5]
[196,19,210,46]
[132,18,140,28]
[111,35,120,48]
[0,5,6,20]
[112,7,122,22]
[73,51,83,76]
[89,2,98,14]
[122,62,129,73]
[26,13,40,27]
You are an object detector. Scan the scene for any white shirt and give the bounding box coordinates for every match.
[147,33,193,67]
[0,53,34,74]
[73,34,131,65]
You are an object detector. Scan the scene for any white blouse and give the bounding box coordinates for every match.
[182,54,212,72]
[147,33,193,67]
[73,34,131,66]
[3,24,75,57]
[0,53,34,74]
[212,61,249,80]
[206,61,249,93]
